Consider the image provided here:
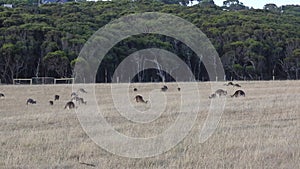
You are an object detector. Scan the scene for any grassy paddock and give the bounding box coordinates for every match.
[0,81,299,168]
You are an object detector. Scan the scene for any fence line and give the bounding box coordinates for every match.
[54,78,75,84]
[13,79,32,85]
[13,77,75,85]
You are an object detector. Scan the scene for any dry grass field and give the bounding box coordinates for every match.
[0,81,299,168]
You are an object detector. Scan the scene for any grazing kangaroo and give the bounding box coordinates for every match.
[225,82,234,86]
[209,89,227,99]
[133,88,138,92]
[0,93,4,98]
[209,93,216,99]
[26,98,36,105]
[64,101,75,109]
[72,96,87,104]
[78,88,87,93]
[71,92,78,97]
[231,90,245,97]
[225,82,241,87]
[78,97,87,104]
[234,83,241,87]
[215,89,227,96]
[161,85,168,92]
[54,95,60,101]
[135,95,148,103]
[49,100,54,105]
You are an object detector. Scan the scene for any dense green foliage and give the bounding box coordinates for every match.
[0,1,299,83]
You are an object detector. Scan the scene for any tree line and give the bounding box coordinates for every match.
[0,0,299,83]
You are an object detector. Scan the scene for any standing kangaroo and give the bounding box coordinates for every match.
[135,95,148,103]
[231,90,245,97]
[54,95,60,101]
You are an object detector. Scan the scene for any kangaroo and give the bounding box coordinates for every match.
[49,100,54,105]
[54,95,60,101]
[78,97,87,104]
[231,90,245,97]
[26,98,36,105]
[215,89,227,96]
[135,95,148,103]
[133,88,138,92]
[72,96,87,104]
[0,93,4,98]
[178,87,181,91]
[209,93,216,99]
[234,83,241,87]
[225,82,234,86]
[64,101,75,109]
[209,89,227,99]
[225,82,241,87]
[78,88,87,93]
[71,92,78,97]
[161,85,168,92]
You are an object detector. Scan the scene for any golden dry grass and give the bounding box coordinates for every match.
[0,81,299,168]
